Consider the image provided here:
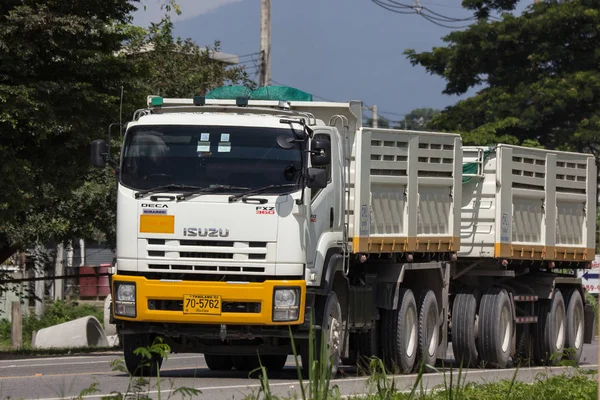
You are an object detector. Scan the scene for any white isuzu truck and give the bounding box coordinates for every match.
[90,87,596,376]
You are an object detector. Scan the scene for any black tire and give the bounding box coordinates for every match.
[478,288,513,368]
[564,289,584,362]
[232,355,260,371]
[380,288,418,374]
[204,354,233,371]
[534,289,566,365]
[300,292,343,378]
[417,290,440,371]
[261,355,288,371]
[123,334,163,377]
[452,291,480,368]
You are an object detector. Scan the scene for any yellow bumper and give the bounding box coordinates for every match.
[112,275,306,325]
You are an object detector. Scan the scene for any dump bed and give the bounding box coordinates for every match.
[459,144,597,262]
[349,128,463,254]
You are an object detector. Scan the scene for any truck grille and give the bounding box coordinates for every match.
[148,264,266,273]
[145,239,268,261]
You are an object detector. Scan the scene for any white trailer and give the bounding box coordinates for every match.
[90,89,595,376]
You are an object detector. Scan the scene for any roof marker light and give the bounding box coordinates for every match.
[236,97,249,107]
[150,96,163,107]
[193,96,205,106]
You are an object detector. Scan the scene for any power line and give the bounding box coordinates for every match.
[370,0,501,28]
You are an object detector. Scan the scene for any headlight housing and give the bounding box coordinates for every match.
[114,282,136,317]
[272,287,300,322]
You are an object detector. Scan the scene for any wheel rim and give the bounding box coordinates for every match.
[405,306,417,358]
[555,302,565,351]
[427,307,438,357]
[328,313,341,363]
[501,306,511,353]
[574,302,583,350]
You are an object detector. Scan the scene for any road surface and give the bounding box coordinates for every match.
[0,341,597,400]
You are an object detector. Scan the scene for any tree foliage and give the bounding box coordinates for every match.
[405,0,600,155]
[0,2,256,263]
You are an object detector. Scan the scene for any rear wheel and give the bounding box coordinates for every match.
[478,288,513,368]
[564,289,584,362]
[380,288,418,374]
[452,291,480,368]
[204,354,233,371]
[123,334,163,377]
[534,289,566,365]
[417,290,440,371]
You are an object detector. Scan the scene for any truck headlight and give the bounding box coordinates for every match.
[273,287,300,322]
[114,282,136,317]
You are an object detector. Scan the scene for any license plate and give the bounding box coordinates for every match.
[183,294,221,315]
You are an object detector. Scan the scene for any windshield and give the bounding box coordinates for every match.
[120,125,303,192]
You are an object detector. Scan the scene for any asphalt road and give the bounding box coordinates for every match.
[0,341,597,400]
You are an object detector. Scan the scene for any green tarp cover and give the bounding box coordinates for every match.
[462,148,494,183]
[206,85,313,101]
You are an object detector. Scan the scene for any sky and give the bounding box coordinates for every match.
[132,0,530,124]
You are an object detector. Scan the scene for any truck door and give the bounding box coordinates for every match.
[306,130,342,272]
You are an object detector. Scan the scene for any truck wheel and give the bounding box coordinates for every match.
[261,355,288,371]
[478,288,513,368]
[534,289,566,365]
[204,354,233,371]
[380,288,418,374]
[417,290,440,372]
[301,292,343,378]
[452,291,480,368]
[232,355,260,371]
[123,334,163,377]
[564,289,584,362]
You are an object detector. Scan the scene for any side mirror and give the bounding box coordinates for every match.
[91,139,108,168]
[306,167,327,189]
[310,138,331,166]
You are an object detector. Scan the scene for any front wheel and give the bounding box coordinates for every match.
[123,334,163,377]
[301,292,343,378]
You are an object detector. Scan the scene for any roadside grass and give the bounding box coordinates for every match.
[0,299,105,351]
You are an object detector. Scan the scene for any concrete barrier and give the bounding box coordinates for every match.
[103,294,117,336]
[32,316,109,349]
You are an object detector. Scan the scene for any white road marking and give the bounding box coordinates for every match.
[29,364,599,400]
[0,355,204,369]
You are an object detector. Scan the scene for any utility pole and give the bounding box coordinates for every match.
[259,0,271,87]
[365,105,378,128]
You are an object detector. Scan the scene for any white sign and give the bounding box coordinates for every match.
[578,255,600,294]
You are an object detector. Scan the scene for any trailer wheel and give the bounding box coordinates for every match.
[417,290,440,371]
[452,290,480,368]
[123,334,163,377]
[533,289,566,365]
[261,355,288,371]
[478,288,513,368]
[204,354,233,371]
[564,289,584,363]
[380,288,418,374]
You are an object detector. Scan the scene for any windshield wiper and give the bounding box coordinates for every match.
[228,184,298,203]
[177,185,250,201]
[134,184,202,199]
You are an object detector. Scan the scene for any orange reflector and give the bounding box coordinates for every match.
[140,215,175,234]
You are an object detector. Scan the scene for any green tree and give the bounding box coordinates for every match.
[404,0,600,156]
[397,108,440,131]
[0,2,256,265]
[0,0,140,260]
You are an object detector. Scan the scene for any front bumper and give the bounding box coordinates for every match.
[111,274,306,325]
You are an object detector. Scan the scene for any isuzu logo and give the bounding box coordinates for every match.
[183,228,230,237]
